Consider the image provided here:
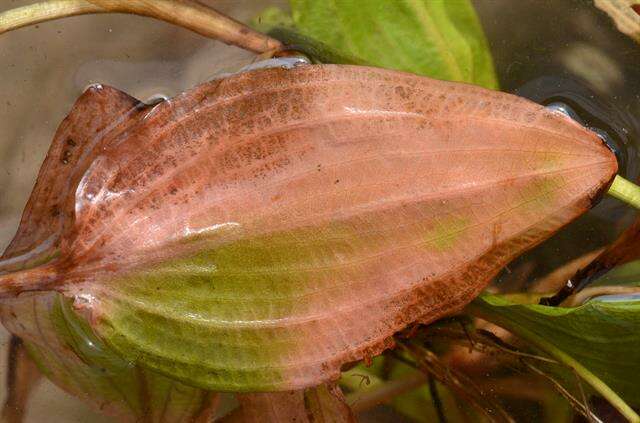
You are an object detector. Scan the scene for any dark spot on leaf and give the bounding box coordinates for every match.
[61,150,72,164]
[50,206,60,218]
[632,4,640,15]
[394,86,409,99]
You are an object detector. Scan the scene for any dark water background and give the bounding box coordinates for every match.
[477,0,640,291]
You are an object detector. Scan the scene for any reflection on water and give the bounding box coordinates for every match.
[476,0,640,292]
[0,0,639,421]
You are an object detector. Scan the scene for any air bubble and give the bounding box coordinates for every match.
[237,56,312,73]
[546,101,583,124]
[145,94,169,106]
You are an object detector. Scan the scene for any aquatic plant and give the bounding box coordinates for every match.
[1,1,639,422]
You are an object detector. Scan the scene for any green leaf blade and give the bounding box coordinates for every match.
[260,0,498,88]
[468,294,640,421]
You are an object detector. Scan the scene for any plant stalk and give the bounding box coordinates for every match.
[397,342,515,423]
[608,175,640,210]
[0,264,59,298]
[0,0,282,54]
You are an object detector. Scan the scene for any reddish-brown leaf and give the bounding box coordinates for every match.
[222,384,355,423]
[0,65,617,399]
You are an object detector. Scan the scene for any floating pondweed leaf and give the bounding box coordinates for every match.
[0,64,616,417]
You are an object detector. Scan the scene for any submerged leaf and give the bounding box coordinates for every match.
[0,65,616,398]
[255,0,498,88]
[468,294,640,418]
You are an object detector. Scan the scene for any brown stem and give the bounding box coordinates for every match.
[0,0,283,54]
[397,341,515,423]
[2,336,42,423]
[522,360,603,423]
[193,392,220,423]
[0,264,59,299]
[531,248,604,294]
[428,376,447,423]
[541,217,640,306]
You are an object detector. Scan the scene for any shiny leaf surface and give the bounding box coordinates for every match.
[255,0,498,88]
[0,64,616,394]
[0,85,215,422]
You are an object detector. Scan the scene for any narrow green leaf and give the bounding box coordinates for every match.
[467,295,640,421]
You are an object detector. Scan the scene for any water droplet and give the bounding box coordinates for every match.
[145,93,169,106]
